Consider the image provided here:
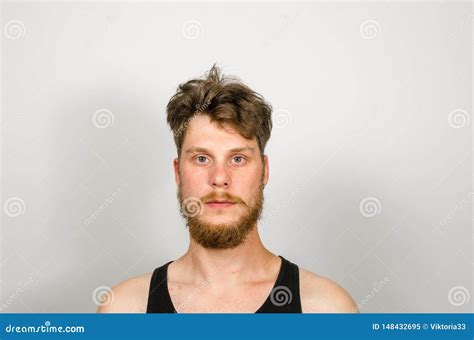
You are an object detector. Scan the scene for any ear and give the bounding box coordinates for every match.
[263,155,269,187]
[173,157,180,186]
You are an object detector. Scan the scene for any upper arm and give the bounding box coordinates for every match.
[299,269,359,313]
[96,275,151,313]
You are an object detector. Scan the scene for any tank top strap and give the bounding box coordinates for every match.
[146,260,176,313]
[255,255,302,313]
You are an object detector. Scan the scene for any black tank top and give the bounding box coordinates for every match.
[146,255,302,313]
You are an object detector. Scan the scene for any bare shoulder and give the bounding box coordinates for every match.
[96,272,152,313]
[299,267,359,313]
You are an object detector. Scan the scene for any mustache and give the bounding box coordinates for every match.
[202,192,244,204]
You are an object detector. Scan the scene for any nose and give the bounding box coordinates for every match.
[209,163,231,188]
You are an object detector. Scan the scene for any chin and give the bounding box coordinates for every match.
[202,218,239,228]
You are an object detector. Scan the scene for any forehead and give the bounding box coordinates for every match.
[182,114,258,150]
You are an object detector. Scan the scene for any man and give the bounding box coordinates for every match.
[97,64,358,313]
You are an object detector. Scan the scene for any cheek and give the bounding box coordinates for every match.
[235,174,262,199]
[180,168,206,192]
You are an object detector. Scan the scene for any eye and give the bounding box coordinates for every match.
[232,155,246,165]
[195,155,210,164]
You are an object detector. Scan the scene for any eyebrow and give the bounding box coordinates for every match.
[184,146,256,155]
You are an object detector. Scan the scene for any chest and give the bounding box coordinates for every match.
[167,280,275,313]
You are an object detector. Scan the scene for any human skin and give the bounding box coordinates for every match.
[97,114,359,313]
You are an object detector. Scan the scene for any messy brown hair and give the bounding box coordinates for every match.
[166,63,273,162]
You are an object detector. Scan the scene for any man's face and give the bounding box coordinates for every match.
[174,114,269,249]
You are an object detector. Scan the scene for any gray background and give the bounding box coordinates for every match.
[1,1,472,313]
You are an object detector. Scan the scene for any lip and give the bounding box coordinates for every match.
[206,201,236,208]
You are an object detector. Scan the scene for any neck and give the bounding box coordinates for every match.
[177,225,277,286]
